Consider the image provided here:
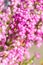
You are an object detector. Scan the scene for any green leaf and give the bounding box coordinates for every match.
[0,46,4,52]
[27,56,35,64]
[6,39,12,46]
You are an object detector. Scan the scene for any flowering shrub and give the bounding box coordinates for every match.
[0,0,43,65]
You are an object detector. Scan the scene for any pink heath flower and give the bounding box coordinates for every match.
[35,53,40,59]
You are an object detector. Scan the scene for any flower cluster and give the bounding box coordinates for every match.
[0,0,43,65]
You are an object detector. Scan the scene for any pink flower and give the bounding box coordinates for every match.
[35,53,40,59]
